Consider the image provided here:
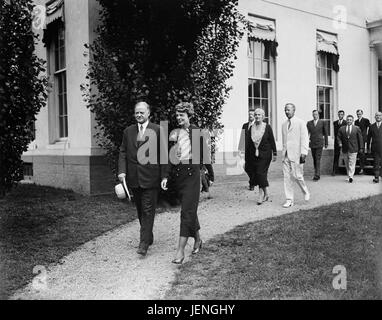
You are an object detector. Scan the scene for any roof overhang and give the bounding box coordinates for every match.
[367,19,382,29]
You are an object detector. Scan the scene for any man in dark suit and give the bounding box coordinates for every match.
[337,115,364,183]
[367,112,382,183]
[332,110,347,175]
[307,110,328,181]
[355,109,370,174]
[238,110,256,190]
[118,101,169,256]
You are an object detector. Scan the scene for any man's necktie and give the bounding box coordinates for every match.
[347,125,350,137]
[139,124,144,139]
[288,119,291,130]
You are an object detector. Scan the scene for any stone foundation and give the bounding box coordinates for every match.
[21,155,116,195]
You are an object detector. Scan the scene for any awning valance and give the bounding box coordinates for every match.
[248,15,276,42]
[316,30,338,55]
[45,0,64,27]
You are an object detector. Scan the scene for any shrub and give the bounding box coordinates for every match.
[83,0,244,174]
[0,0,47,197]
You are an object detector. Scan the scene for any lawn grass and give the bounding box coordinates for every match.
[165,195,382,300]
[0,183,174,300]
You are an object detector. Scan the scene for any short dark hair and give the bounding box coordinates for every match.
[312,110,319,113]
[338,110,345,114]
[356,109,363,114]
[175,102,194,117]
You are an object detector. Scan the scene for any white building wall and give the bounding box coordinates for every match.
[25,0,382,190]
[220,0,380,153]
[27,0,99,157]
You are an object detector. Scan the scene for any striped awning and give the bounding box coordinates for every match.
[247,15,276,42]
[45,0,64,27]
[317,30,338,55]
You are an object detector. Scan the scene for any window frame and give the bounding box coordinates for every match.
[47,21,68,143]
[248,39,276,126]
[316,51,337,136]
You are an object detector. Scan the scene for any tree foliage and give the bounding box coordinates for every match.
[0,0,47,196]
[83,0,244,173]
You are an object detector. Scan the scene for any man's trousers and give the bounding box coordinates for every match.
[332,145,341,174]
[342,152,357,179]
[282,156,309,201]
[131,187,158,248]
[373,152,382,178]
[311,147,323,178]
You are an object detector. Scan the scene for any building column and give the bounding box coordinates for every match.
[370,44,379,118]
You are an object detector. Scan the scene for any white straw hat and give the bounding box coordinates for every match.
[115,177,131,200]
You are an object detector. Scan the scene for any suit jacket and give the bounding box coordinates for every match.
[118,122,169,189]
[307,119,328,149]
[282,116,309,162]
[355,117,370,144]
[337,125,364,154]
[239,123,277,161]
[333,119,347,148]
[367,123,382,155]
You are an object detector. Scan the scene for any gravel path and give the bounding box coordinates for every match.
[11,175,382,300]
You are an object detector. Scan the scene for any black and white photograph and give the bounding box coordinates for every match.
[1,0,382,305]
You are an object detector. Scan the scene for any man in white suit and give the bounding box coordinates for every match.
[281,103,310,208]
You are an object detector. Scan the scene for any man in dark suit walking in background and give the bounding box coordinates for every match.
[307,110,328,181]
[355,109,370,174]
[239,109,256,190]
[337,115,364,183]
[367,111,382,183]
[118,101,169,256]
[332,110,347,175]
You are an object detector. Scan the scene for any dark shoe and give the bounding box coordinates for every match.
[137,247,147,256]
[313,176,320,181]
[192,240,203,254]
[137,244,148,256]
[349,178,353,183]
[373,178,379,183]
[171,257,184,264]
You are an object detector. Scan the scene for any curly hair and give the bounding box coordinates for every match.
[175,102,194,118]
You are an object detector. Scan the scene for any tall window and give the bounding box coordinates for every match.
[247,15,277,126]
[316,52,333,135]
[316,31,339,136]
[248,40,271,123]
[47,21,68,139]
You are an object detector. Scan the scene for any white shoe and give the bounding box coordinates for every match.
[283,200,294,208]
[304,191,310,201]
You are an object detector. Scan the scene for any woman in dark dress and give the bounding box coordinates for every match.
[162,102,213,264]
[246,108,277,205]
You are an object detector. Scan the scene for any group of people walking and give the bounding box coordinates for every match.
[118,100,382,264]
[118,101,213,264]
[239,105,382,208]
